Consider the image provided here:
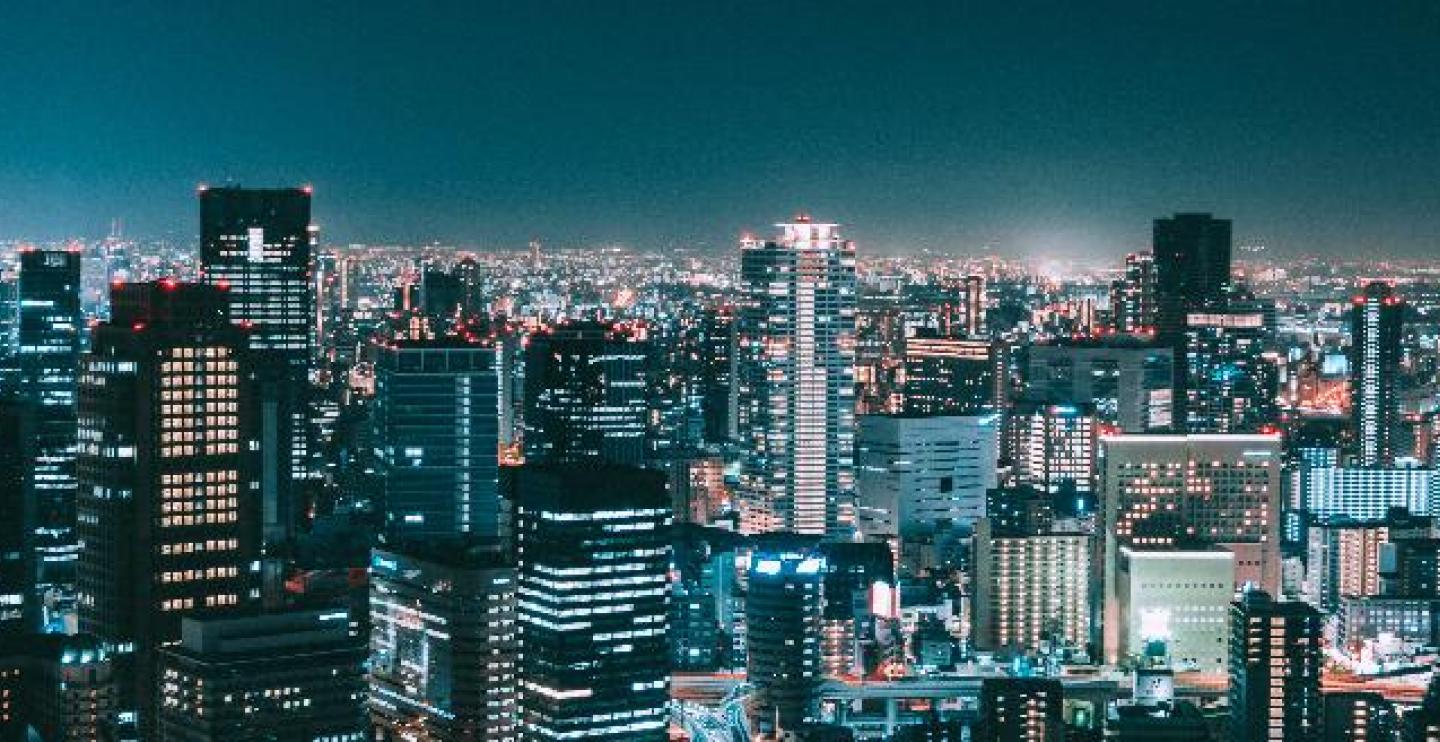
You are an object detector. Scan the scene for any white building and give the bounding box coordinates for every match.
[856,413,999,542]
[1116,547,1233,675]
[1302,460,1440,520]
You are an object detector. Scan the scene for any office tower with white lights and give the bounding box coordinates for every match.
[198,186,315,596]
[1008,401,1097,500]
[746,546,826,737]
[522,321,649,467]
[1350,281,1404,467]
[373,337,502,540]
[514,464,671,741]
[76,281,262,730]
[736,217,857,537]
[15,249,83,632]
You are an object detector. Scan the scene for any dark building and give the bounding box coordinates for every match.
[1026,338,1174,433]
[368,541,517,741]
[902,330,1008,416]
[0,396,30,635]
[1321,692,1395,742]
[1110,251,1156,335]
[198,186,315,595]
[747,546,826,737]
[1350,282,1404,467]
[514,464,671,740]
[0,633,119,741]
[156,609,367,741]
[522,321,649,467]
[15,248,84,633]
[76,281,263,731]
[977,678,1065,742]
[1228,590,1322,742]
[1405,672,1440,742]
[1182,305,1277,433]
[373,337,502,541]
[1152,213,1232,345]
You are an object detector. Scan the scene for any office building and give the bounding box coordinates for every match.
[698,306,736,444]
[736,218,857,537]
[373,337,502,540]
[902,331,1007,416]
[1404,672,1440,742]
[1227,590,1322,742]
[15,248,83,632]
[1110,251,1156,335]
[972,518,1090,654]
[1008,401,1096,500]
[369,542,518,740]
[156,610,367,741]
[522,321,649,467]
[76,281,262,729]
[964,274,986,336]
[977,678,1064,742]
[1350,281,1404,467]
[1183,306,1277,433]
[0,397,29,634]
[1153,213,1232,345]
[0,633,119,741]
[198,186,315,594]
[747,546,825,737]
[1304,518,1388,613]
[1099,434,1282,662]
[1301,462,1440,520]
[1026,339,1174,432]
[855,413,999,543]
[514,464,671,741]
[1114,547,1233,675]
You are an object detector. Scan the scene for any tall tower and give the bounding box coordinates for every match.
[77,281,262,730]
[1350,281,1403,467]
[736,217,857,537]
[373,337,502,541]
[1110,251,1156,335]
[1153,213,1232,345]
[522,321,649,467]
[964,274,986,337]
[1228,590,1322,741]
[15,248,83,632]
[198,186,314,598]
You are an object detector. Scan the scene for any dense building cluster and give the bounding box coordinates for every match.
[4,197,1440,741]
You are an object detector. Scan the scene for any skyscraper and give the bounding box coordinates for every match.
[746,545,825,737]
[15,248,83,632]
[1228,590,1322,742]
[1110,251,1156,335]
[198,186,315,597]
[373,337,502,541]
[77,281,262,730]
[1152,213,1232,345]
[514,463,671,741]
[1007,401,1097,500]
[1350,281,1404,467]
[369,542,518,741]
[902,331,1007,416]
[736,217,857,537]
[963,273,986,336]
[522,321,649,467]
[1183,305,1278,433]
[972,518,1091,654]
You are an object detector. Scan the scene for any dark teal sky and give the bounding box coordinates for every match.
[1,1,1437,259]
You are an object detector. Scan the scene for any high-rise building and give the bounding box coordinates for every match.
[15,248,83,632]
[1350,282,1404,467]
[1152,213,1232,345]
[1183,306,1277,433]
[514,464,671,741]
[522,321,649,467]
[977,678,1065,742]
[1007,401,1097,500]
[0,633,119,741]
[1228,590,1322,742]
[1099,434,1282,662]
[1304,518,1389,613]
[373,337,502,540]
[855,413,999,546]
[972,518,1090,654]
[76,281,262,730]
[698,306,736,444]
[0,396,30,635]
[736,218,857,537]
[902,331,1008,416]
[746,546,825,737]
[1026,339,1174,432]
[964,274,986,336]
[1300,462,1440,520]
[156,610,367,741]
[1110,251,1156,335]
[198,186,315,595]
[368,542,517,741]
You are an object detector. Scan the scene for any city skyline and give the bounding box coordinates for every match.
[2,2,1438,258]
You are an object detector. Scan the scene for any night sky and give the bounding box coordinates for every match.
[2,1,1438,259]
